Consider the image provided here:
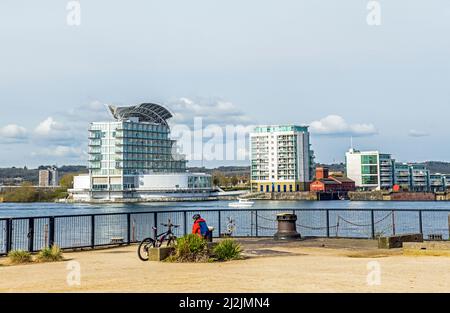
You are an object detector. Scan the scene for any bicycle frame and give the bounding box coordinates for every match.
[152,226,175,244]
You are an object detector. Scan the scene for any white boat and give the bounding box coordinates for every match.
[228,198,255,208]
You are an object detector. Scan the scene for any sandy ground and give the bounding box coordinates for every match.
[1,238,450,293]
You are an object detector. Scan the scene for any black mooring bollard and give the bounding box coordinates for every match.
[274,213,301,240]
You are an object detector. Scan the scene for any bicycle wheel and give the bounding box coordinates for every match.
[137,238,155,261]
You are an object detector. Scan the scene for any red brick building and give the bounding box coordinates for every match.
[310,167,355,193]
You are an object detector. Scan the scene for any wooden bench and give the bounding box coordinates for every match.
[110,237,125,245]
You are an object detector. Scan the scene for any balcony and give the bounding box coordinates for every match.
[88,140,101,146]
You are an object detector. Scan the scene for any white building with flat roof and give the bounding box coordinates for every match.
[345,149,393,190]
[70,103,214,202]
[250,125,314,193]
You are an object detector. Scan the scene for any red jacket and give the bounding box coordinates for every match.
[192,218,207,237]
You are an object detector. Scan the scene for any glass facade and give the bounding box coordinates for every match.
[360,154,379,187]
[88,121,187,190]
[251,125,313,192]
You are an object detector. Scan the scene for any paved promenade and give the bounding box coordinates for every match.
[1,238,449,292]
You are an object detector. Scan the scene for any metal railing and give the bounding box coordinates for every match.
[1,208,449,255]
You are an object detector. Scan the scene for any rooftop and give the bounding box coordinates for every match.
[107,103,173,126]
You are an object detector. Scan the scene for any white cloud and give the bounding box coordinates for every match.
[309,115,377,137]
[0,124,28,143]
[408,129,429,137]
[33,117,79,145]
[169,97,251,126]
[64,100,111,123]
[31,146,86,159]
[35,117,68,136]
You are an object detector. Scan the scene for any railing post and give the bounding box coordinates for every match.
[28,218,34,252]
[326,210,330,238]
[154,212,158,234]
[392,210,396,235]
[48,217,55,248]
[90,215,95,248]
[218,211,221,238]
[183,211,187,236]
[250,210,254,237]
[127,213,131,245]
[6,219,12,253]
[371,210,375,239]
[255,210,258,237]
[419,210,423,235]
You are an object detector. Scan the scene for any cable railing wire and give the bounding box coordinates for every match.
[1,208,449,255]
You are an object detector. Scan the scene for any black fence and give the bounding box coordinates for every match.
[1,208,450,255]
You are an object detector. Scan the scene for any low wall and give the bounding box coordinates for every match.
[348,191,385,201]
[244,192,316,201]
[390,192,435,201]
[349,191,446,201]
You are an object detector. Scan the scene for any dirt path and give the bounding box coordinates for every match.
[1,239,449,292]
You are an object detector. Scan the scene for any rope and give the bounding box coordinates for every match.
[254,211,393,232]
[338,212,392,227]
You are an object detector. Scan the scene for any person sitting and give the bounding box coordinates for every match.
[192,214,209,239]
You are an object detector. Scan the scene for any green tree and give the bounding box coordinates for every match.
[59,173,76,189]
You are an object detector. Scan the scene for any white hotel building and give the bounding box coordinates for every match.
[70,103,214,201]
[345,149,394,190]
[250,125,314,193]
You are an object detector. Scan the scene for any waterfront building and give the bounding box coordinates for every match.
[393,162,432,192]
[70,103,213,201]
[309,167,355,193]
[429,173,446,192]
[250,125,314,193]
[38,166,59,187]
[345,149,394,190]
[444,175,450,190]
[409,164,430,192]
[393,163,411,189]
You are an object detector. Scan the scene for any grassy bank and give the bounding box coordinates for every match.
[0,183,68,203]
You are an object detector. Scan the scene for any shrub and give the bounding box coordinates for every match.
[8,250,32,264]
[213,239,242,261]
[167,234,210,262]
[36,245,63,262]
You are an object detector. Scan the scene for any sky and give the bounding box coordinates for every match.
[0,0,449,168]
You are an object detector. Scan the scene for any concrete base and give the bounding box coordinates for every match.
[207,242,218,250]
[148,247,174,261]
[403,241,450,256]
[273,232,302,241]
[378,233,423,249]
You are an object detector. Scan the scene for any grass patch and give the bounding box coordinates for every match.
[36,245,63,262]
[213,239,242,261]
[166,234,210,263]
[8,250,32,264]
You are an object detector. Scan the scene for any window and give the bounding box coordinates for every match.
[361,165,378,174]
[362,175,378,185]
[361,155,378,164]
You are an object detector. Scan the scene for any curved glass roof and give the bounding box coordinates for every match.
[108,103,173,126]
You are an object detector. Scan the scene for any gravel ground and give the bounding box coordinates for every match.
[0,238,449,293]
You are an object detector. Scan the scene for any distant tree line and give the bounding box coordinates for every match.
[0,172,79,202]
[0,166,88,186]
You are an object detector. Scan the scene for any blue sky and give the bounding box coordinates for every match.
[0,0,449,167]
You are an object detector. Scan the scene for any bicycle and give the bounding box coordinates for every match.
[137,219,179,261]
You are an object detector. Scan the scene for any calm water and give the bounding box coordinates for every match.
[2,200,450,253]
[1,200,450,218]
